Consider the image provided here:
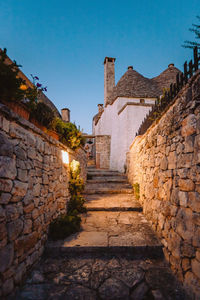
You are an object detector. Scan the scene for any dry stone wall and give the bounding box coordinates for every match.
[127,71,200,299]
[95,135,111,169]
[0,103,86,298]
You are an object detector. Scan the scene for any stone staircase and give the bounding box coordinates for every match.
[14,167,187,300]
[46,167,163,256]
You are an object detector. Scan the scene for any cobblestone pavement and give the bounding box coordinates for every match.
[13,168,187,299]
[14,254,186,300]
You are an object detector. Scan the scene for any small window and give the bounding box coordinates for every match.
[140,99,145,104]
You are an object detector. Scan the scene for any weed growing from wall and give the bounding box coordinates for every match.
[133,183,140,200]
[49,160,86,240]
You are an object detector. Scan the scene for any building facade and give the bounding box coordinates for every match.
[93,57,180,172]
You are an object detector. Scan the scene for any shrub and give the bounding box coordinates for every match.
[49,214,81,241]
[51,118,85,150]
[30,102,55,128]
[48,160,86,241]
[0,48,26,103]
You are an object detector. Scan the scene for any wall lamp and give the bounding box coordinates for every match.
[61,150,69,165]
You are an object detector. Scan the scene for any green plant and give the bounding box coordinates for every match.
[0,48,26,103]
[30,102,55,128]
[49,213,81,241]
[133,183,140,200]
[51,118,85,150]
[67,194,87,215]
[48,160,86,241]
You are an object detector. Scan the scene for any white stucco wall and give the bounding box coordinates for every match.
[93,97,155,172]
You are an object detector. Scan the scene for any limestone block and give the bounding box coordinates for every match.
[16,159,26,169]
[178,179,195,191]
[157,135,166,146]
[0,243,14,273]
[0,133,14,157]
[184,271,200,298]
[14,146,27,160]
[0,206,6,222]
[193,227,200,247]
[32,208,39,220]
[176,143,184,154]
[196,251,200,262]
[160,157,168,170]
[27,148,36,159]
[10,123,27,140]
[23,191,33,206]
[12,180,28,197]
[26,132,36,147]
[168,152,177,169]
[6,205,20,221]
[17,169,28,182]
[15,231,38,256]
[1,116,9,133]
[36,137,44,153]
[188,192,200,213]
[181,114,196,137]
[176,208,194,241]
[177,153,193,169]
[192,259,200,280]
[182,258,190,272]
[23,203,34,214]
[184,136,194,153]
[178,191,188,207]
[193,212,200,226]
[23,219,32,234]
[0,193,11,204]
[0,223,7,240]
[181,242,195,257]
[177,168,188,179]
[0,178,13,192]
[7,219,23,241]
[33,183,41,197]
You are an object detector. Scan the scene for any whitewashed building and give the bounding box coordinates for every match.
[93,57,180,172]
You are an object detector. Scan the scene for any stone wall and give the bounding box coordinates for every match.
[0,103,86,298]
[95,135,111,169]
[127,71,200,299]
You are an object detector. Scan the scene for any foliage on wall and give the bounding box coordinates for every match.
[0,48,85,150]
[49,160,86,240]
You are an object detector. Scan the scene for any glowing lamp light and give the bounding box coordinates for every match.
[61,150,69,165]
[19,84,28,91]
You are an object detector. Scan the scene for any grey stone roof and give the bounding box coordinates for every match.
[151,64,181,92]
[108,68,160,104]
[108,65,181,105]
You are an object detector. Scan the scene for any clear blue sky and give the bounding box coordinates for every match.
[0,0,199,133]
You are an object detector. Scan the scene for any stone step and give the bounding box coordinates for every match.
[86,183,132,189]
[87,171,124,177]
[45,211,163,259]
[84,188,133,195]
[87,177,128,183]
[85,194,142,212]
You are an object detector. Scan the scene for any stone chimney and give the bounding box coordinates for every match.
[98,104,104,113]
[104,57,116,106]
[61,108,70,122]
